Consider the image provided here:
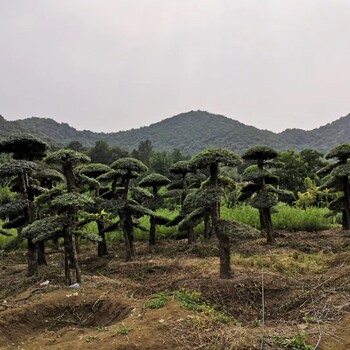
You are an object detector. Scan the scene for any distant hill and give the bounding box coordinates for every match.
[1,110,350,155]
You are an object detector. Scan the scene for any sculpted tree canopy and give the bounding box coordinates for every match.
[240,146,279,244]
[0,134,48,160]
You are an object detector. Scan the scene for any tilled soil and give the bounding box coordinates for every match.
[1,230,350,349]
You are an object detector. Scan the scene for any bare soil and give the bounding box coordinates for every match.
[1,230,350,349]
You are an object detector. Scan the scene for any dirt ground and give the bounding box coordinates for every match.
[1,230,350,349]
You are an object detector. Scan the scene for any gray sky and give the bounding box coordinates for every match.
[1,0,350,133]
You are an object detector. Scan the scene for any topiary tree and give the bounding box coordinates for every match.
[110,157,148,261]
[318,144,350,230]
[138,173,170,245]
[168,160,197,242]
[0,134,48,276]
[240,146,279,244]
[190,148,242,234]
[77,163,113,256]
[24,192,96,285]
[180,148,243,278]
[42,149,91,283]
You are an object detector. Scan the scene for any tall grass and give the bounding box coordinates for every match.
[223,203,336,232]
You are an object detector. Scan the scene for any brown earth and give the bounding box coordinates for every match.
[1,230,350,349]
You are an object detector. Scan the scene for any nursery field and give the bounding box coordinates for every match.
[1,228,350,350]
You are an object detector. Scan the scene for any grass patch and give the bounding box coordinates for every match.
[232,251,330,275]
[174,289,238,324]
[111,323,134,336]
[223,203,336,232]
[145,292,168,309]
[273,333,313,350]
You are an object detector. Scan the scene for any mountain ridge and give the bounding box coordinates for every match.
[1,110,350,155]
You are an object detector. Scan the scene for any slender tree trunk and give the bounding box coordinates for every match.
[97,221,108,257]
[27,238,38,276]
[259,209,266,230]
[63,227,81,285]
[264,208,275,245]
[204,213,211,239]
[343,177,350,230]
[187,227,195,244]
[37,241,47,265]
[217,229,231,279]
[121,211,136,261]
[149,216,156,245]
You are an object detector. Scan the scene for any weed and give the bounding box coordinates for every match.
[274,333,313,350]
[173,289,238,324]
[145,292,168,309]
[96,326,109,332]
[86,335,97,342]
[111,323,134,336]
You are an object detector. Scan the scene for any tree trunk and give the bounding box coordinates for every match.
[97,221,108,257]
[27,238,38,277]
[187,228,195,244]
[63,228,81,285]
[218,232,231,279]
[121,212,136,261]
[37,241,47,265]
[264,208,275,245]
[149,216,156,245]
[343,177,350,230]
[259,209,265,230]
[204,213,211,239]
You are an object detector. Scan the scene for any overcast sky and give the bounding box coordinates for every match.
[1,1,350,133]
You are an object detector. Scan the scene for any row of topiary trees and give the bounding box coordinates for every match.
[1,134,350,283]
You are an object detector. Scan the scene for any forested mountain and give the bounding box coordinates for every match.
[1,110,350,154]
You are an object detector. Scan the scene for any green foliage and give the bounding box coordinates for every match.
[76,163,111,178]
[326,144,350,161]
[0,134,48,160]
[111,157,148,173]
[22,216,67,242]
[0,186,17,205]
[295,178,333,208]
[242,145,278,161]
[274,333,313,350]
[88,140,128,165]
[270,203,334,232]
[169,160,191,175]
[222,204,335,232]
[138,173,170,188]
[44,149,90,166]
[0,160,37,177]
[111,323,134,336]
[216,220,260,241]
[50,193,94,212]
[173,289,237,324]
[0,200,30,218]
[190,148,241,169]
[145,292,168,309]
